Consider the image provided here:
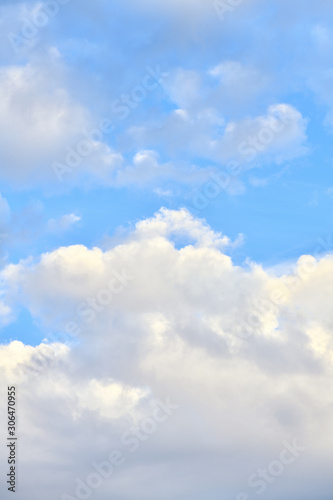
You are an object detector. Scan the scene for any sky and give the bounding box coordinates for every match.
[0,0,333,499]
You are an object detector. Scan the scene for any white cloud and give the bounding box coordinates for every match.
[0,55,125,189]
[0,55,212,192]
[0,1,333,496]
[208,60,269,111]
[0,209,333,499]
[0,58,85,183]
[129,64,308,171]
[46,213,81,233]
[218,103,309,164]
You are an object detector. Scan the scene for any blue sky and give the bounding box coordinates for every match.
[0,1,333,499]
[0,0,332,281]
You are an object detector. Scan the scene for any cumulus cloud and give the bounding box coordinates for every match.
[0,209,332,499]
[0,54,212,192]
[0,54,126,189]
[1,2,333,498]
[129,64,308,171]
[0,59,84,182]
[0,1,314,195]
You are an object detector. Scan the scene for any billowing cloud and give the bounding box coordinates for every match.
[0,1,333,499]
[0,209,332,499]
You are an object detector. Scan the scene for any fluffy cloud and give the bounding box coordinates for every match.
[219,103,308,164]
[0,55,213,192]
[0,1,316,195]
[129,65,308,170]
[0,54,126,189]
[0,209,332,499]
[1,4,333,498]
[0,59,83,182]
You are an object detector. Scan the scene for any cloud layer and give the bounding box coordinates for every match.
[0,209,332,499]
[0,1,333,499]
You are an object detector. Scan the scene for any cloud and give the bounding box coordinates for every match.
[46,213,81,234]
[0,57,86,184]
[219,103,308,164]
[1,1,333,497]
[109,150,211,188]
[0,194,11,264]
[0,54,126,189]
[0,209,332,499]
[0,1,315,195]
[129,64,308,171]
[0,193,10,239]
[0,55,212,192]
